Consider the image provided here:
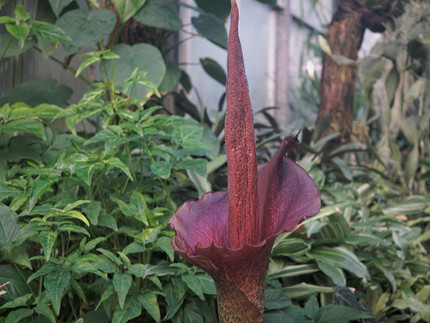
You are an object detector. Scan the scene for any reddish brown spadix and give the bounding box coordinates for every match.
[225,0,258,249]
[168,1,321,322]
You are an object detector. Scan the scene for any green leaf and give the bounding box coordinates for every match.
[56,8,116,55]
[318,35,332,55]
[0,16,16,24]
[15,5,29,20]
[48,0,73,17]
[256,0,277,6]
[6,23,30,42]
[385,65,399,105]
[191,13,227,49]
[138,291,160,322]
[264,289,291,311]
[175,159,207,178]
[31,23,74,44]
[44,269,70,315]
[0,79,72,107]
[5,308,34,323]
[182,273,204,301]
[331,157,353,181]
[268,264,319,279]
[150,161,172,179]
[304,295,319,320]
[405,78,424,102]
[0,205,23,253]
[112,297,142,323]
[317,261,346,286]
[283,283,333,299]
[271,238,310,258]
[372,258,396,292]
[159,62,182,93]
[200,57,226,85]
[405,145,419,187]
[34,296,56,323]
[315,305,374,323]
[82,200,101,225]
[195,0,231,20]
[112,0,146,22]
[196,274,216,295]
[155,236,174,261]
[0,32,35,58]
[43,210,90,226]
[0,265,30,301]
[58,224,89,236]
[100,43,166,99]
[75,55,101,77]
[383,195,429,216]
[39,230,58,261]
[74,161,104,186]
[113,272,132,310]
[105,157,133,181]
[96,285,115,310]
[308,247,369,279]
[392,297,430,320]
[28,178,58,211]
[3,118,45,139]
[33,104,62,119]
[27,263,58,284]
[0,293,32,309]
[83,237,106,253]
[134,0,182,31]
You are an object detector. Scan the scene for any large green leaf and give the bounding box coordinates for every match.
[5,308,34,323]
[264,289,291,311]
[3,118,45,139]
[283,283,333,299]
[139,291,160,322]
[159,62,182,93]
[112,0,146,22]
[195,0,231,20]
[175,159,207,178]
[0,205,23,253]
[308,247,369,279]
[101,43,166,99]
[113,272,132,310]
[6,23,30,42]
[0,79,72,107]
[44,269,70,315]
[0,293,32,310]
[192,13,227,49]
[315,305,374,323]
[134,0,182,31]
[0,33,35,58]
[56,8,116,55]
[112,297,142,323]
[31,23,74,44]
[182,273,204,301]
[383,195,429,216]
[0,265,30,301]
[48,0,73,17]
[200,57,226,85]
[39,230,58,261]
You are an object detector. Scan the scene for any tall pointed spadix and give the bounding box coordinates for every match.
[225,0,258,248]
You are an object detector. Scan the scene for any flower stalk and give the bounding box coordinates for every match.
[168,1,321,322]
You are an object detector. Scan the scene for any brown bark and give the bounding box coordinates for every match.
[316,0,405,141]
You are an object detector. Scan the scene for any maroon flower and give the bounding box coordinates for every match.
[168,1,321,322]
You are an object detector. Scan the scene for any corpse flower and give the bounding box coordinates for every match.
[168,1,321,322]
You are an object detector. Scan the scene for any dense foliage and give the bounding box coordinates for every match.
[0,0,429,322]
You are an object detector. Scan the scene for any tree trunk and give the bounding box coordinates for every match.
[316,0,405,141]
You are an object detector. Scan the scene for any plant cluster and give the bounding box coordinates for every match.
[0,0,429,322]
